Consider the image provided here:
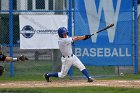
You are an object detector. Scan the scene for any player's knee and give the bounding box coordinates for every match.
[79,66,86,71]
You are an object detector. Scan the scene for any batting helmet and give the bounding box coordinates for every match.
[58,27,68,38]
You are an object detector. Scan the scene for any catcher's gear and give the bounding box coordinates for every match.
[17,55,29,61]
[0,51,2,54]
[58,27,68,38]
[83,35,92,40]
[0,66,4,76]
[0,53,6,61]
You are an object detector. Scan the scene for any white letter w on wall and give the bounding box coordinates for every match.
[84,0,121,43]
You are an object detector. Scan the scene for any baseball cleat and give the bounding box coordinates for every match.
[43,73,51,82]
[88,78,94,82]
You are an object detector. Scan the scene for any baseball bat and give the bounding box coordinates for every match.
[91,23,114,36]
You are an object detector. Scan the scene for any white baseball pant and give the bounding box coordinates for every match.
[58,54,86,78]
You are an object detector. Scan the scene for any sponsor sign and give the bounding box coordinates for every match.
[19,15,67,49]
[74,0,133,66]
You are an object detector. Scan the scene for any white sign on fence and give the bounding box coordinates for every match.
[19,15,67,49]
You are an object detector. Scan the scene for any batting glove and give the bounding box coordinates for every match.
[83,35,92,40]
[17,55,29,61]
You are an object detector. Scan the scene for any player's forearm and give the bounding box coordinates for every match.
[72,36,86,41]
[5,57,18,62]
[5,55,28,62]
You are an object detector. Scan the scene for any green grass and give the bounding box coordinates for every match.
[1,60,138,81]
[3,60,116,76]
[98,74,140,80]
[2,60,52,75]
[0,61,140,93]
[0,86,140,93]
[0,75,44,81]
[73,66,115,76]
[0,73,140,82]
[1,60,116,80]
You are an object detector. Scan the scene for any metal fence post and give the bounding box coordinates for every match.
[68,0,73,77]
[134,0,138,74]
[9,0,14,77]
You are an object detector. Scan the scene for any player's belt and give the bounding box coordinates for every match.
[62,54,73,58]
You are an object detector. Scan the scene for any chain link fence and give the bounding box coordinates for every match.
[0,0,67,78]
[0,0,138,79]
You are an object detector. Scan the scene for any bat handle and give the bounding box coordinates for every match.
[91,34,94,36]
[91,32,97,36]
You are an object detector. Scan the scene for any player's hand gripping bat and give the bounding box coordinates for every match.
[17,55,29,61]
[84,24,114,40]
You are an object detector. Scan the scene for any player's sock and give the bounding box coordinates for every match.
[81,69,91,78]
[47,72,58,77]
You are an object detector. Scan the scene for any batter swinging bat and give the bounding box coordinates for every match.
[91,23,114,36]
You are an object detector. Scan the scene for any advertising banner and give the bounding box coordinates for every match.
[74,0,133,66]
[19,15,67,49]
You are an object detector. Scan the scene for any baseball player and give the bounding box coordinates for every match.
[0,50,28,76]
[44,27,94,82]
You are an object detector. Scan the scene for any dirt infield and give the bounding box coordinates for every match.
[0,80,140,88]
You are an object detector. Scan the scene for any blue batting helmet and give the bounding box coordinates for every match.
[58,27,68,38]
